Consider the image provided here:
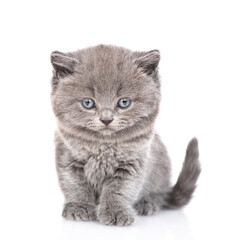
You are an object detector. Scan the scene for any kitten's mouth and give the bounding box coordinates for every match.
[101,126,112,131]
[100,126,114,135]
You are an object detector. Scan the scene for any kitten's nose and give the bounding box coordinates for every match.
[99,108,114,126]
[100,119,113,126]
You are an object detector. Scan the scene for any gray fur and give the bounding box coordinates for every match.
[50,44,201,226]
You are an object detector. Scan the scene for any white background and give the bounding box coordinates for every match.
[0,0,237,239]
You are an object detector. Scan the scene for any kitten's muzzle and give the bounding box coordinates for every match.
[99,108,114,126]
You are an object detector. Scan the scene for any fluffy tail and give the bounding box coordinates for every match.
[164,138,201,209]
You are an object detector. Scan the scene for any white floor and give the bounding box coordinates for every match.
[1,189,237,240]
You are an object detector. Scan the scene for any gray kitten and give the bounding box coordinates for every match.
[50,45,201,226]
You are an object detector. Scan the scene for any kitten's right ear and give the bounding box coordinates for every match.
[50,51,79,79]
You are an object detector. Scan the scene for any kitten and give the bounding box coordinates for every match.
[50,45,201,226]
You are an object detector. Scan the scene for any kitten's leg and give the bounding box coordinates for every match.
[60,166,97,221]
[133,133,171,216]
[56,141,96,221]
[97,166,143,226]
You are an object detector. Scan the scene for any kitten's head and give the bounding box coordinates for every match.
[50,45,161,141]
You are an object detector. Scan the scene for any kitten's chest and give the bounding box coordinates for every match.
[83,144,121,189]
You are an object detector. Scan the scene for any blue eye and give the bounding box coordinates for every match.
[82,99,95,109]
[118,98,131,109]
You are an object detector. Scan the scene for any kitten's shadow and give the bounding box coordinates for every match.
[60,210,192,240]
[137,210,193,240]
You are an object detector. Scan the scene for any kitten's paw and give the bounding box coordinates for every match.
[62,202,96,221]
[134,198,160,216]
[97,205,136,226]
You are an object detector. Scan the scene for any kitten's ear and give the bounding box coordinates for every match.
[50,51,79,78]
[133,50,160,75]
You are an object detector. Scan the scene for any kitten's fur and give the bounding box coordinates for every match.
[50,45,201,226]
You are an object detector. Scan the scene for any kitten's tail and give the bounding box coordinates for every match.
[164,138,201,209]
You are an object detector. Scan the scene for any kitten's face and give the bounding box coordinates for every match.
[51,45,160,139]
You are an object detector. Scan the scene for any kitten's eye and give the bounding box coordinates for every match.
[82,99,95,109]
[118,98,131,109]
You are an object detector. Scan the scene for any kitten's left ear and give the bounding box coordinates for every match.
[50,51,79,79]
[133,50,160,75]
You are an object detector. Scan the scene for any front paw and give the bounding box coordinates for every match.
[97,205,136,226]
[62,202,96,221]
